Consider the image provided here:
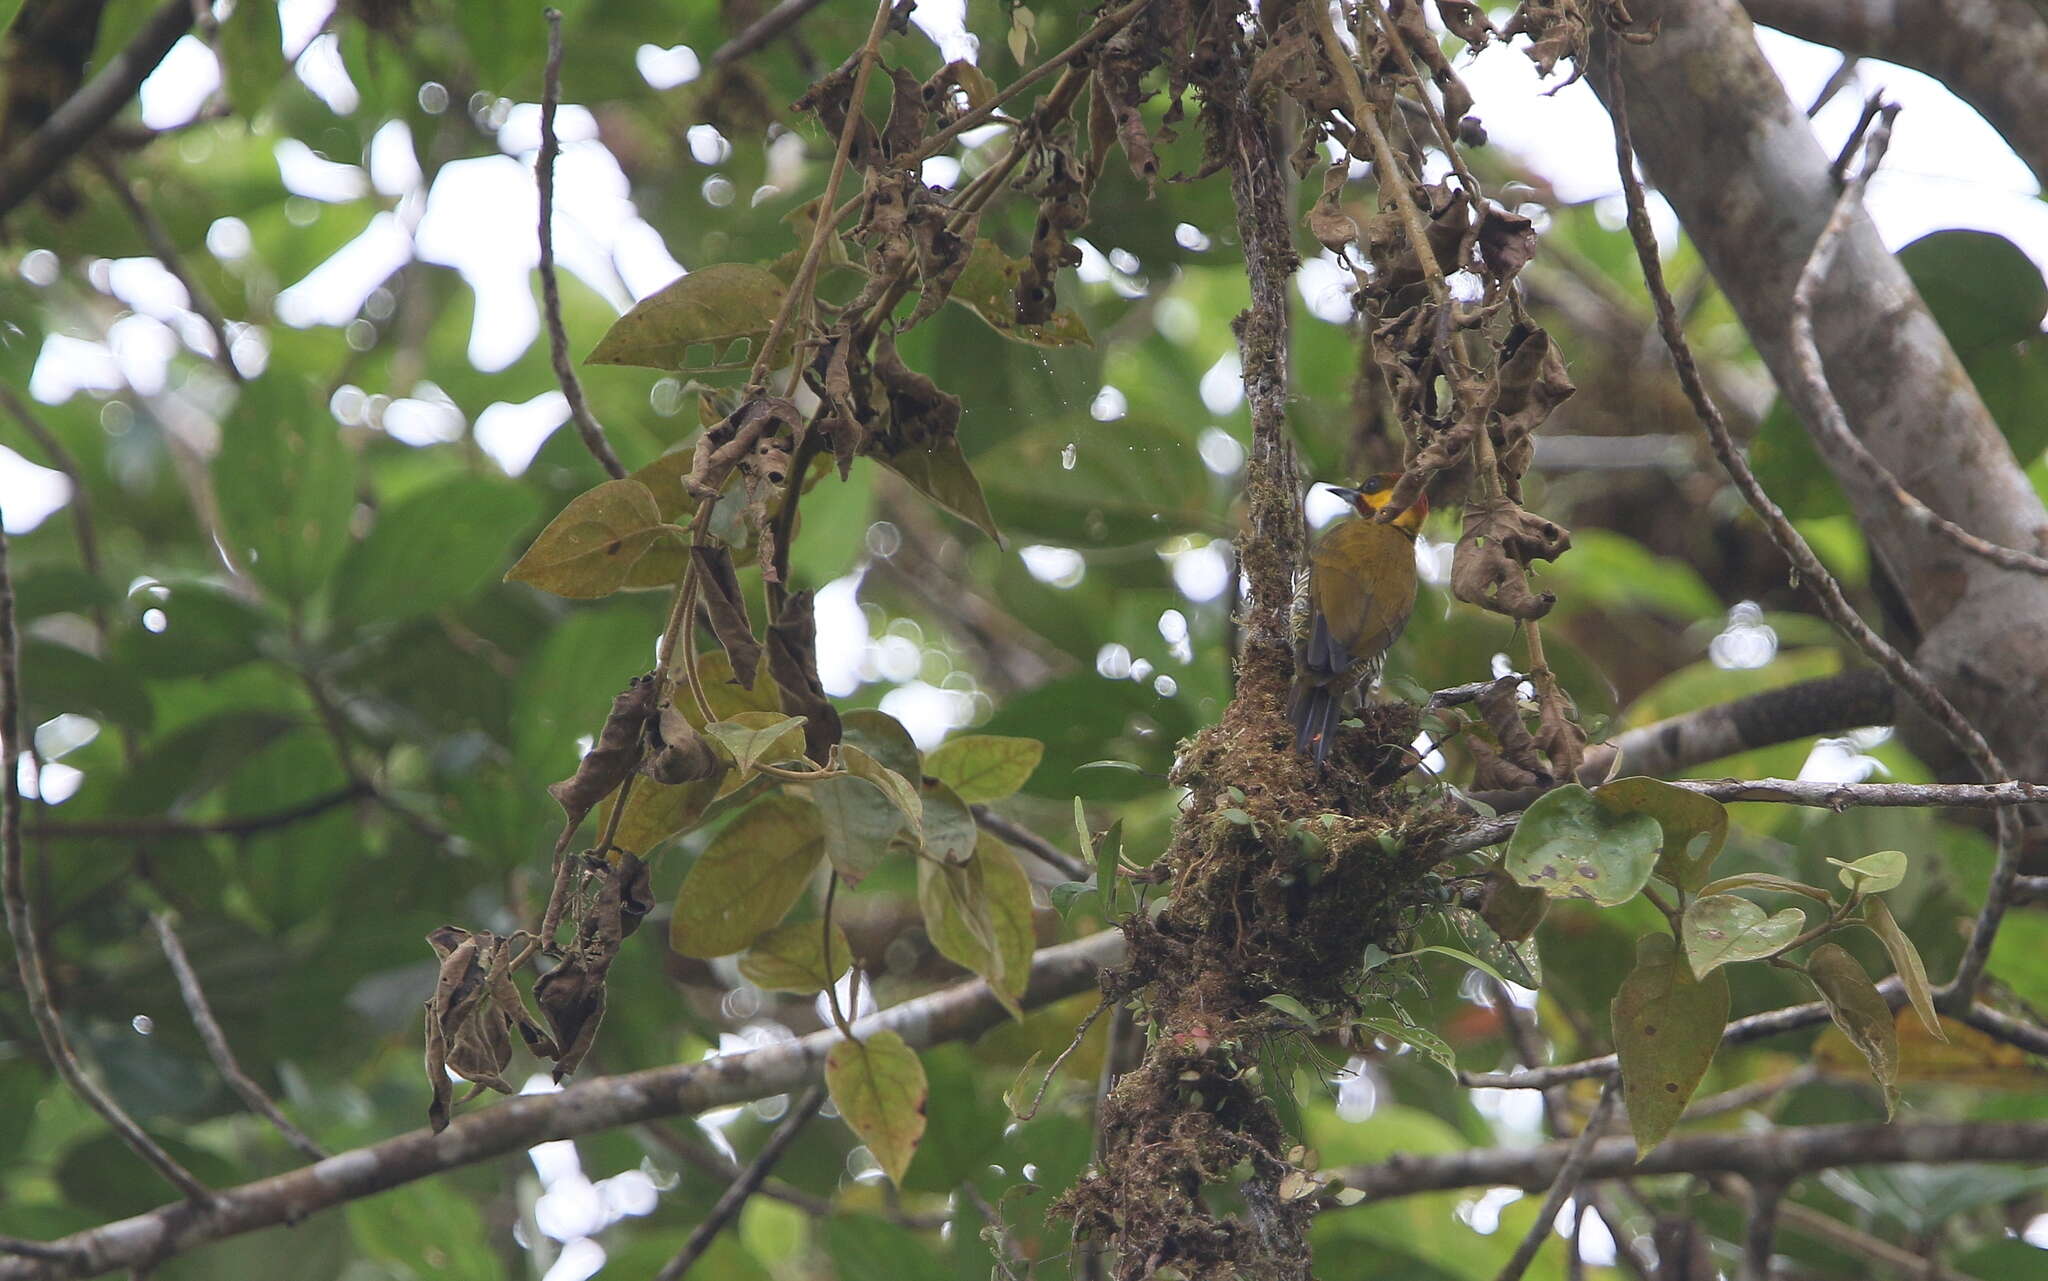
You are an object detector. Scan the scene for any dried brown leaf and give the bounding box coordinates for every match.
[546,676,659,827]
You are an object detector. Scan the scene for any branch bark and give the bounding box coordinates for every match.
[1741,0,2048,186]
[1332,1119,2048,1202]
[0,931,1123,1281]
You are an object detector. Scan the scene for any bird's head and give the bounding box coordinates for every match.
[1327,473,1427,532]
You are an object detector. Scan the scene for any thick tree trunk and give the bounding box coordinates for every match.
[1596,0,2048,783]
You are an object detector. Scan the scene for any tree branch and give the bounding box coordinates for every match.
[1574,668,1894,784]
[1741,0,2048,187]
[0,930,1124,1280]
[538,8,626,480]
[1331,1120,2048,1203]
[0,0,195,218]
[710,0,831,67]
[1494,1080,1618,1281]
[653,1085,825,1281]
[151,914,327,1162]
[0,523,213,1205]
[28,784,372,841]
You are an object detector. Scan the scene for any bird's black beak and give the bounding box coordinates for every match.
[1324,485,1363,504]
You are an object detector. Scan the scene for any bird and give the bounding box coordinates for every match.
[1288,474,1427,765]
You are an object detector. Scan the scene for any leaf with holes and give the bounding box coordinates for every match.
[669,795,825,958]
[739,920,852,995]
[1681,894,1806,978]
[825,1030,928,1185]
[1593,776,1728,893]
[505,480,679,599]
[1505,784,1662,906]
[704,712,809,775]
[1613,932,1729,1155]
[1806,942,1900,1115]
[924,734,1044,804]
[1828,850,1908,895]
[586,263,789,370]
[1864,898,1943,1041]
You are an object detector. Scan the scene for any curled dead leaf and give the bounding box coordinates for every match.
[1451,496,1571,621]
[547,676,659,827]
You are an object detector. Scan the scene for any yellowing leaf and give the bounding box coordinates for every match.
[597,775,720,858]
[739,920,852,995]
[876,437,1004,547]
[916,831,1036,1017]
[675,650,785,728]
[1506,784,1662,906]
[1593,776,1727,893]
[1680,894,1805,978]
[1612,932,1729,1155]
[1806,941,1900,1115]
[1816,1013,2037,1086]
[505,479,676,599]
[705,712,809,774]
[586,263,788,371]
[1863,897,1943,1041]
[1828,850,1908,895]
[670,795,825,958]
[825,1029,928,1185]
[924,734,1044,804]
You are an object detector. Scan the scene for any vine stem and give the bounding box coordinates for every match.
[744,0,898,394]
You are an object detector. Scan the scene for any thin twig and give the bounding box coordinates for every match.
[653,1086,827,1281]
[0,386,103,584]
[0,521,212,1204]
[31,783,371,840]
[1600,53,2018,1010]
[972,806,1091,881]
[93,153,240,382]
[538,9,626,481]
[152,914,327,1161]
[744,0,898,394]
[1793,107,2048,579]
[1743,1178,1784,1281]
[0,0,194,217]
[1493,1079,1619,1281]
[710,0,831,67]
[0,1243,71,1265]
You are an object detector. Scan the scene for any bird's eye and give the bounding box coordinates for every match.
[1362,476,1385,494]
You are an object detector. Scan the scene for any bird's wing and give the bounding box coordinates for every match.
[1311,523,1413,674]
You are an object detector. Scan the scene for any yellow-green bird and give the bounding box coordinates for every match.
[1288,474,1427,764]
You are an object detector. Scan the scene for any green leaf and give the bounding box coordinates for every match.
[1829,850,1908,895]
[704,712,809,774]
[809,776,912,884]
[1898,229,2048,355]
[1262,994,1318,1027]
[825,1029,929,1185]
[1094,817,1124,917]
[113,582,269,680]
[22,639,153,732]
[875,437,1004,546]
[669,795,825,958]
[919,778,977,866]
[1612,932,1730,1155]
[333,477,541,624]
[1352,1013,1456,1076]
[1697,872,1835,902]
[1445,906,1542,988]
[1806,941,1901,1115]
[585,263,789,370]
[219,0,285,119]
[739,919,853,995]
[1863,898,1944,1042]
[1505,784,1662,906]
[923,733,1044,803]
[840,708,921,779]
[677,649,785,726]
[1680,894,1806,978]
[916,831,1035,1017]
[1396,944,1515,989]
[504,479,677,599]
[214,376,355,603]
[946,239,1094,347]
[1592,776,1727,893]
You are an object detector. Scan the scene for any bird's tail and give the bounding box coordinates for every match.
[1287,678,1339,765]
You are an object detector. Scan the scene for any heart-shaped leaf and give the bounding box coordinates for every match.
[1593,776,1728,893]
[825,1030,928,1185]
[1681,894,1806,978]
[1828,850,1908,895]
[1613,931,1730,1155]
[1506,784,1662,906]
[506,480,677,599]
